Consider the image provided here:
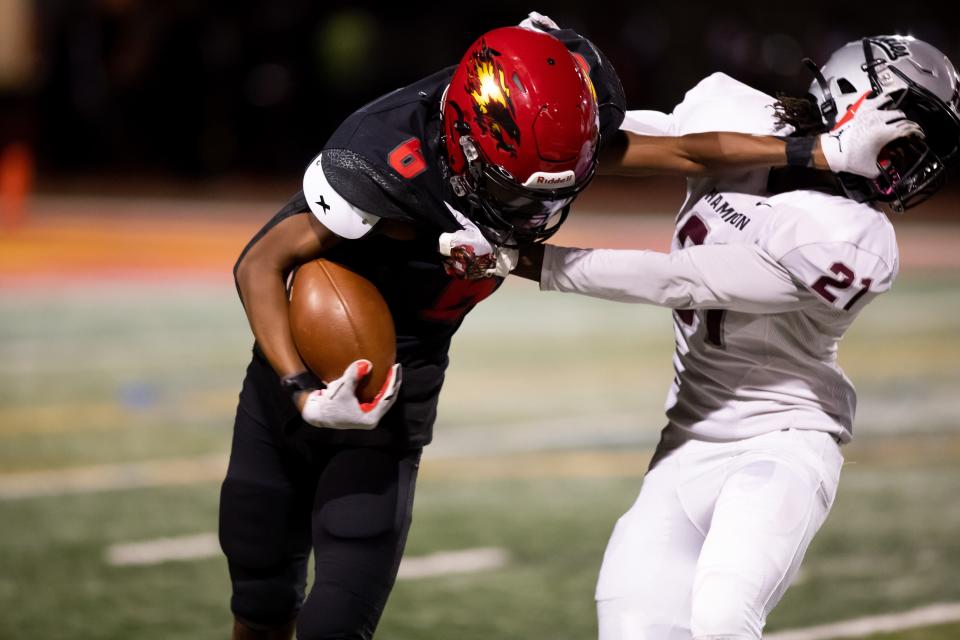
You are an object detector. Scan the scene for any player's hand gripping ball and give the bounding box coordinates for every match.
[300,359,401,430]
[288,259,399,425]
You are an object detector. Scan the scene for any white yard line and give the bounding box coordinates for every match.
[106,533,221,566]
[105,533,508,580]
[766,602,960,640]
[98,533,960,636]
[397,547,509,580]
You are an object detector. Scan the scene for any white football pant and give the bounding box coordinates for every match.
[596,427,843,640]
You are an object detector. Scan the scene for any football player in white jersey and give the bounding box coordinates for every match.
[509,36,960,639]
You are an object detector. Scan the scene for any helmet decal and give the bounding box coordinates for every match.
[869,36,911,61]
[463,40,521,157]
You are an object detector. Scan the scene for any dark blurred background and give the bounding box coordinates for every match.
[1,0,956,189]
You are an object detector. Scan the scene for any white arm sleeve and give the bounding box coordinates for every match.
[303,152,381,239]
[540,243,810,313]
[620,109,674,136]
[619,74,782,139]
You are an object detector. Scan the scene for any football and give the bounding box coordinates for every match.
[288,259,396,403]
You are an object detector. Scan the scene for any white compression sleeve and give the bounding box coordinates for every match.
[540,243,810,314]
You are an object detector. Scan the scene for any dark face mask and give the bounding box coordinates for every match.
[464,159,596,248]
[862,43,960,211]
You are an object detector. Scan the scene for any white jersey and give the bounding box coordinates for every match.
[542,73,899,442]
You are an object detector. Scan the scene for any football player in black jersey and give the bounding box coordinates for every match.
[221,15,908,640]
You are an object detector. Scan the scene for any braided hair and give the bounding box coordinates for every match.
[767,93,854,200]
[772,94,829,137]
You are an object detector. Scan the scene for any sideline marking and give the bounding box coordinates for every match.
[7,432,960,500]
[105,533,508,580]
[766,602,960,640]
[0,449,652,500]
[0,453,228,500]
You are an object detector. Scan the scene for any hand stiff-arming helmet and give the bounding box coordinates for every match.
[442,26,600,246]
[807,35,960,211]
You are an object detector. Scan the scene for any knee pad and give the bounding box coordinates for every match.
[314,448,408,539]
[691,572,762,639]
[231,568,305,629]
[296,449,419,639]
[220,477,307,568]
[220,478,310,626]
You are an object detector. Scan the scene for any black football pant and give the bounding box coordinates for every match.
[219,393,420,640]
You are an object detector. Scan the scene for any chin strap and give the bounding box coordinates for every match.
[803,57,838,129]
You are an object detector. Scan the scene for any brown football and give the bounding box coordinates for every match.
[288,259,396,403]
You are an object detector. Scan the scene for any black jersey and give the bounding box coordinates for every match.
[239,29,625,449]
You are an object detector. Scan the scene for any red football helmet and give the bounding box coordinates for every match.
[442,26,600,246]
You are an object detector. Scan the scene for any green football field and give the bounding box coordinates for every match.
[2,272,960,640]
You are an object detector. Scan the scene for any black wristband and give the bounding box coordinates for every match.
[780,136,816,168]
[280,370,324,397]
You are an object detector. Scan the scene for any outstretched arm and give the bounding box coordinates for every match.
[600,93,922,179]
[515,242,808,314]
[599,130,827,177]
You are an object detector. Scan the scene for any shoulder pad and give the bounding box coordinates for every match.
[776,240,896,311]
[758,194,898,308]
[303,153,380,239]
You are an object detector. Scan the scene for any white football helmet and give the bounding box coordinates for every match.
[807,36,960,211]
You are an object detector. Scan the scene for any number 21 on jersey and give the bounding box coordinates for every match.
[811,262,873,311]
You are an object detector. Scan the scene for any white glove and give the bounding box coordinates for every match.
[438,207,519,279]
[519,11,560,32]
[819,92,924,178]
[300,360,401,430]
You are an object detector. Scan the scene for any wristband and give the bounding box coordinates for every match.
[779,136,816,168]
[280,370,324,397]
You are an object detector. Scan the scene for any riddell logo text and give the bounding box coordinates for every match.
[537,176,572,185]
